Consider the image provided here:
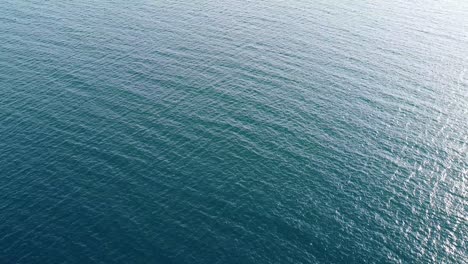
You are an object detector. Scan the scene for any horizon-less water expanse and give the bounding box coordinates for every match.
[1,0,467,263]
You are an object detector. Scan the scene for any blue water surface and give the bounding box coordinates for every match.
[1,0,467,263]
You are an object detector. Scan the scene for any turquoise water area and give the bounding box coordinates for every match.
[0,0,467,263]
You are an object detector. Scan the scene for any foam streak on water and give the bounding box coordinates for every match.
[0,0,467,263]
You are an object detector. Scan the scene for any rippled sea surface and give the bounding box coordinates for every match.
[1,0,467,263]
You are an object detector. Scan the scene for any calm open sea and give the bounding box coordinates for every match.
[1,0,467,263]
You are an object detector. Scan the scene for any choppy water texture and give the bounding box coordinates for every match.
[1,0,467,263]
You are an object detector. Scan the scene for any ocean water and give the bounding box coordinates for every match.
[1,0,467,263]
